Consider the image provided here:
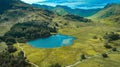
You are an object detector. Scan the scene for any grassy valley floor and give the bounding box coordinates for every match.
[14,23,120,67]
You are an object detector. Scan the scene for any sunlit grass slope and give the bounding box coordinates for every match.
[90,4,120,24]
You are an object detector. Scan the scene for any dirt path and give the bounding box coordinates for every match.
[16,42,39,67]
[65,54,100,67]
[65,49,120,67]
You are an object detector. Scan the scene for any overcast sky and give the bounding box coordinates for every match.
[21,0,120,9]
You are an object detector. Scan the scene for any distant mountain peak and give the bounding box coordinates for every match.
[32,4,101,17]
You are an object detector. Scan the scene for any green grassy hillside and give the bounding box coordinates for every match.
[90,4,120,23]
[0,0,55,36]
[53,7,68,16]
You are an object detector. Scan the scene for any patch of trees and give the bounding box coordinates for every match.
[103,32,120,49]
[2,21,57,44]
[103,32,120,41]
[0,21,57,67]
[0,50,30,67]
[8,45,17,53]
[103,32,120,50]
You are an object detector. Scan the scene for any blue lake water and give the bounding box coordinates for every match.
[28,34,75,48]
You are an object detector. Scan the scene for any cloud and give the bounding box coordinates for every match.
[21,0,120,9]
[21,0,45,4]
[37,1,86,7]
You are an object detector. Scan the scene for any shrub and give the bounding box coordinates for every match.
[104,44,112,49]
[112,47,117,51]
[8,45,17,53]
[80,54,86,60]
[93,36,97,39]
[102,53,108,58]
[0,36,3,42]
[103,32,120,41]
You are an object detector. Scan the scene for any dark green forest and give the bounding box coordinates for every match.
[0,21,57,45]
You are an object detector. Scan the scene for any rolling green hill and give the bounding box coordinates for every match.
[0,0,55,36]
[90,3,120,23]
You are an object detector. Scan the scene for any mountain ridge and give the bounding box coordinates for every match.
[90,3,120,23]
[32,4,101,17]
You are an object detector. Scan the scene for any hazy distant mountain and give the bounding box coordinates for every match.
[32,4,101,17]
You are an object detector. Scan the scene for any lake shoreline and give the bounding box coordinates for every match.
[27,34,75,48]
